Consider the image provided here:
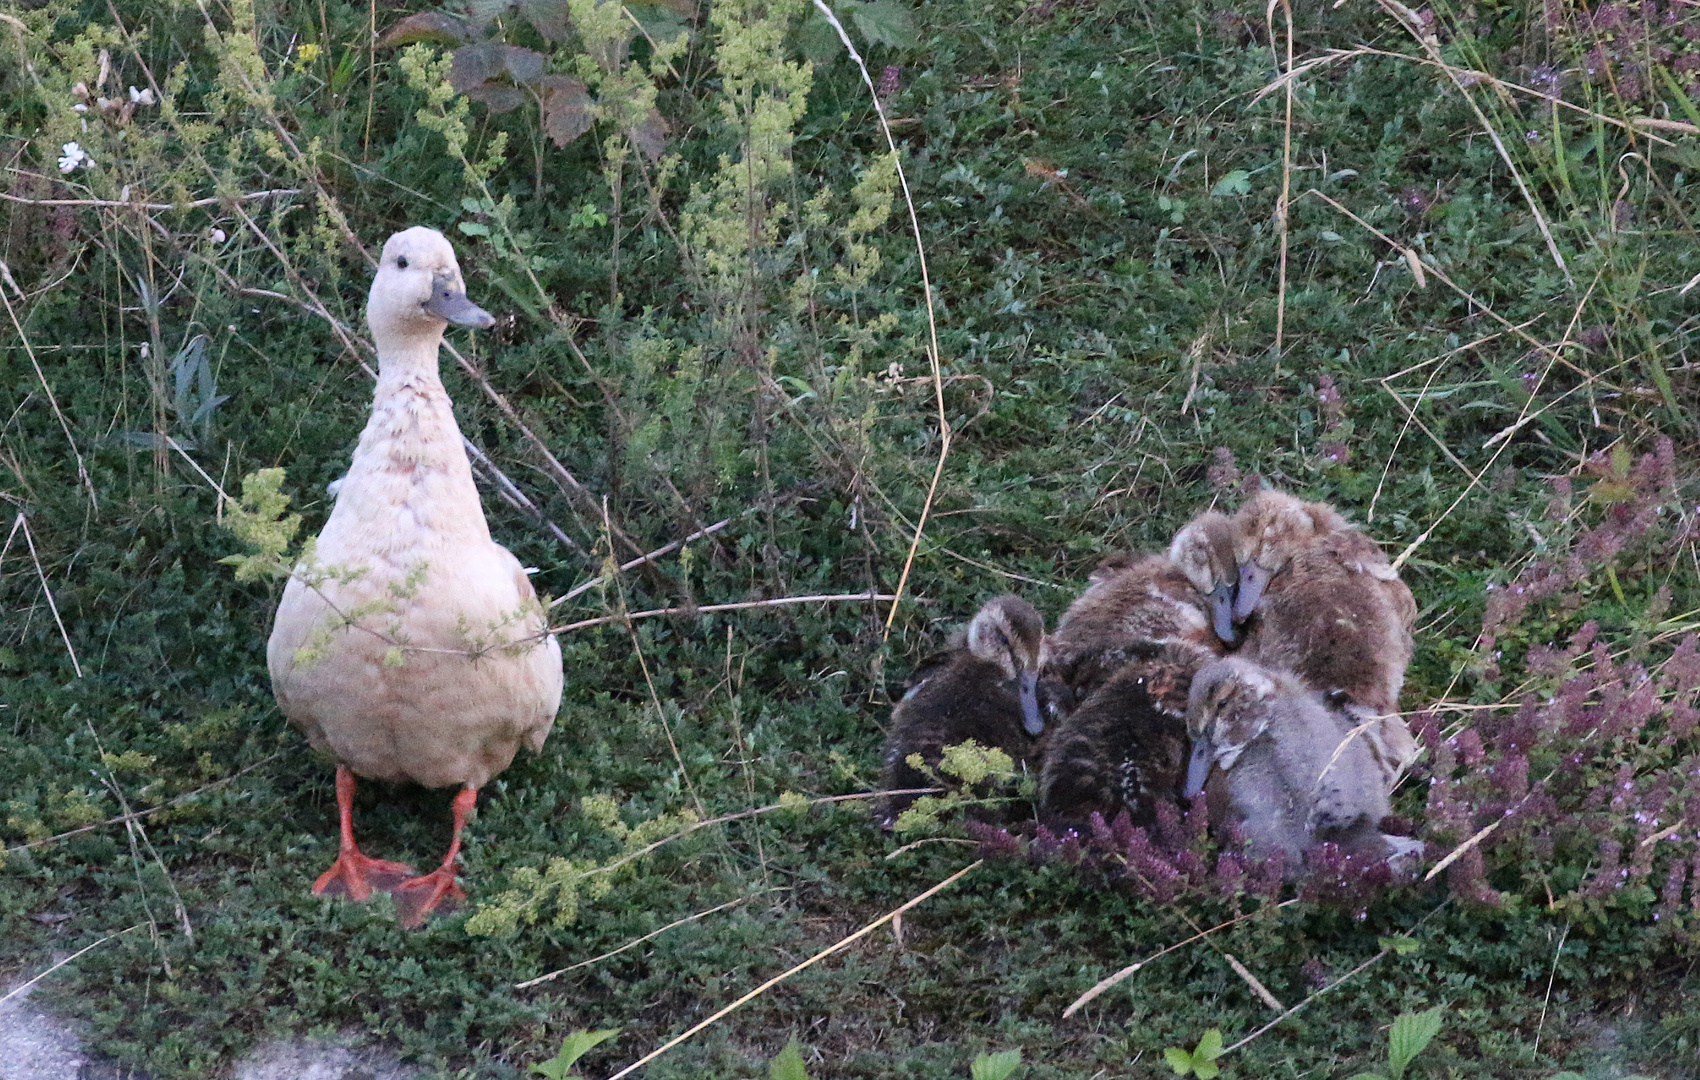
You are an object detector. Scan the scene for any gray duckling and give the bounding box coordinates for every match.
[1184,657,1423,873]
[880,595,1050,824]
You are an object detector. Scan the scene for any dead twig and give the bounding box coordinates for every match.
[515,892,772,988]
[550,592,896,634]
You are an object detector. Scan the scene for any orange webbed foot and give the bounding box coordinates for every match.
[313,849,418,901]
[391,866,467,928]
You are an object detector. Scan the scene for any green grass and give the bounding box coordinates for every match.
[3,0,1699,1076]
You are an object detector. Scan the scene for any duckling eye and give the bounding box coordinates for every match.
[396,256,409,270]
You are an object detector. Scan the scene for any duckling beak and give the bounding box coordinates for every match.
[1208,581,1237,644]
[1019,671,1044,737]
[1232,561,1269,621]
[1183,737,1213,798]
[422,276,495,329]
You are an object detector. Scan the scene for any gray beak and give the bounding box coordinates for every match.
[1208,581,1237,644]
[1183,737,1213,799]
[422,276,495,329]
[1019,671,1044,737]
[1233,561,1269,621]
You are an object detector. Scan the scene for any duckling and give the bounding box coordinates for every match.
[1168,510,1240,645]
[1184,657,1422,872]
[1044,552,1223,702]
[1037,553,1225,829]
[1230,488,1419,773]
[268,227,564,927]
[1038,645,1198,830]
[880,595,1049,824]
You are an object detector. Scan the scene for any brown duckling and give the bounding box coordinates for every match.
[1037,553,1225,829]
[1168,510,1240,645]
[1184,657,1422,872]
[1229,488,1419,772]
[1038,644,1200,831]
[880,595,1049,823]
[1045,552,1223,702]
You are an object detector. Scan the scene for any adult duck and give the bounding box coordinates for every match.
[268,227,563,927]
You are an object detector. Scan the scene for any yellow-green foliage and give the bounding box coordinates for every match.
[466,794,703,937]
[891,739,1024,836]
[219,468,302,582]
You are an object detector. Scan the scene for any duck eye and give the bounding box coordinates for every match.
[396,256,409,270]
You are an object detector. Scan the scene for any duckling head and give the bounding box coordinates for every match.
[1228,489,1336,620]
[1182,657,1278,797]
[1168,511,1239,644]
[367,227,495,358]
[966,595,1049,737]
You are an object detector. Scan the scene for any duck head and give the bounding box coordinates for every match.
[966,595,1049,737]
[1168,511,1240,644]
[367,227,494,359]
[1182,656,1277,797]
[1228,489,1333,621]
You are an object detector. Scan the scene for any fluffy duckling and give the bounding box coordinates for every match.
[1045,552,1223,701]
[268,227,564,927]
[1038,645,1199,830]
[880,595,1050,823]
[1168,510,1239,645]
[1184,657,1422,872]
[1037,553,1225,829]
[1230,488,1419,772]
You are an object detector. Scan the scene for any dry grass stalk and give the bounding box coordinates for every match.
[1224,952,1285,1011]
[808,0,950,636]
[1372,0,1573,286]
[7,513,83,677]
[1063,900,1300,1017]
[1267,0,1294,362]
[604,859,983,1080]
[514,892,772,989]
[550,592,897,634]
[0,926,142,1009]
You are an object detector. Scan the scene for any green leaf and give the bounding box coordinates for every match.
[1378,935,1420,956]
[769,1037,808,1080]
[1545,1074,1587,1080]
[970,1049,1023,1080]
[1193,1030,1224,1062]
[1210,169,1251,197]
[1344,1075,1389,1080]
[530,1028,619,1078]
[1319,230,1344,242]
[1193,1062,1220,1080]
[457,221,491,237]
[1387,1008,1443,1080]
[1164,1047,1196,1075]
[850,0,916,48]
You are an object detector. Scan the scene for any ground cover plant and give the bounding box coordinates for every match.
[3,0,1700,1075]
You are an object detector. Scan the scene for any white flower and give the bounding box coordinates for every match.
[209,228,227,244]
[72,103,88,113]
[128,85,155,105]
[57,142,91,173]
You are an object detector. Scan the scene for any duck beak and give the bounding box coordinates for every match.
[1019,671,1044,737]
[1183,737,1213,799]
[1232,561,1269,621]
[1208,581,1237,644]
[423,276,495,329]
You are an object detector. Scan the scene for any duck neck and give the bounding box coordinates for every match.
[323,333,491,552]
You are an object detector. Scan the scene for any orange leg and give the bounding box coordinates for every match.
[391,785,477,929]
[312,766,417,901]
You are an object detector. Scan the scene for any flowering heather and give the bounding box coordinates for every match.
[1428,437,1700,938]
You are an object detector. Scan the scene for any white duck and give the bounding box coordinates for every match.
[267,227,564,927]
